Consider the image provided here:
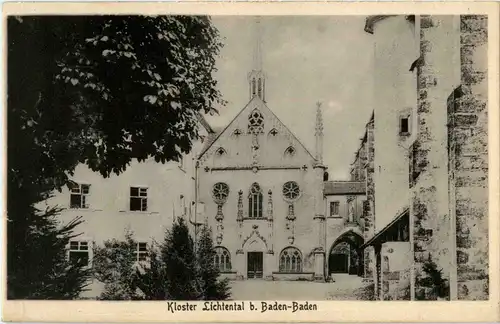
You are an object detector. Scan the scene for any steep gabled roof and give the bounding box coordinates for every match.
[197,97,315,160]
[199,128,222,156]
[195,111,215,134]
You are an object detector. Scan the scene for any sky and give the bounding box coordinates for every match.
[206,16,374,180]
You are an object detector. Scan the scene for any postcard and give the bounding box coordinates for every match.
[2,1,499,322]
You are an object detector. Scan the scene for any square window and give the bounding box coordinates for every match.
[68,241,90,266]
[330,201,340,217]
[130,187,148,211]
[69,183,90,209]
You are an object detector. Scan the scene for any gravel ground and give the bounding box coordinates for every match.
[229,274,363,300]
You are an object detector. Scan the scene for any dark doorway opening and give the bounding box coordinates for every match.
[247,252,263,279]
[328,230,365,277]
[329,253,349,273]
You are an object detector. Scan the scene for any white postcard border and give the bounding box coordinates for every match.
[1,2,499,322]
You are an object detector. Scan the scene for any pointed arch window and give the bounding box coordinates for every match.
[269,128,278,137]
[214,247,232,272]
[279,247,303,273]
[284,146,296,157]
[215,147,227,157]
[248,110,264,134]
[248,183,263,218]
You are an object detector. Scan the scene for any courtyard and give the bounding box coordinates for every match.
[229,274,364,300]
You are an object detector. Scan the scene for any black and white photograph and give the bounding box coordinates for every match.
[2,3,499,322]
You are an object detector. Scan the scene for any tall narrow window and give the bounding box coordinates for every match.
[70,183,90,209]
[214,247,231,272]
[136,242,148,262]
[279,247,302,272]
[130,187,148,211]
[69,241,90,266]
[248,183,263,218]
[330,201,340,217]
[399,116,410,135]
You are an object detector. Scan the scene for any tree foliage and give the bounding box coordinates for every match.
[93,230,144,300]
[8,15,224,184]
[7,15,224,299]
[416,256,449,300]
[92,221,232,301]
[6,206,92,299]
[196,225,231,300]
[161,218,200,300]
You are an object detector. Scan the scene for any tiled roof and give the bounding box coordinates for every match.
[324,181,366,195]
[196,112,215,134]
[198,128,222,158]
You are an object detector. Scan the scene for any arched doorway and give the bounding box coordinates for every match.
[328,230,364,276]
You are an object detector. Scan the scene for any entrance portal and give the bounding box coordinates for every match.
[329,253,349,273]
[328,230,365,277]
[247,252,263,279]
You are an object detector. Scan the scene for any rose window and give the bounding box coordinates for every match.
[212,182,229,204]
[282,181,300,201]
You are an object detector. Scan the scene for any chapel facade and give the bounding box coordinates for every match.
[194,18,366,281]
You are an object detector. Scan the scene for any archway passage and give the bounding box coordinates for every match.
[328,230,364,277]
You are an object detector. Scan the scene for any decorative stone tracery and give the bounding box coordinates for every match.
[212,182,229,244]
[241,225,269,251]
[282,181,300,240]
[248,109,264,134]
[267,189,274,253]
[237,190,244,226]
[248,183,263,218]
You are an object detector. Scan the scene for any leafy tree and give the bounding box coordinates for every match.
[196,225,231,300]
[6,205,92,300]
[416,255,449,300]
[133,248,170,300]
[93,230,143,300]
[161,218,200,300]
[8,15,224,181]
[7,15,224,299]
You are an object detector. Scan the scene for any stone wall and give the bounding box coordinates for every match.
[411,15,460,300]
[363,116,376,279]
[381,242,412,300]
[350,135,368,182]
[449,15,489,300]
